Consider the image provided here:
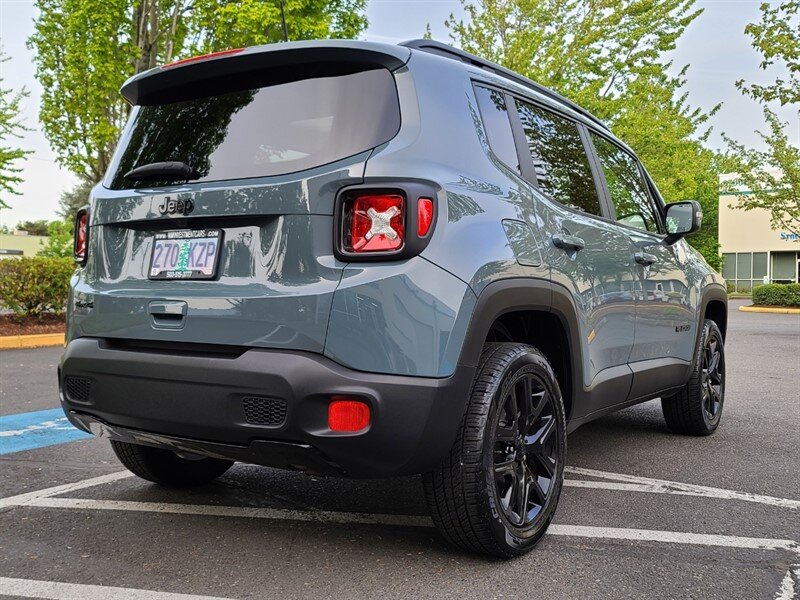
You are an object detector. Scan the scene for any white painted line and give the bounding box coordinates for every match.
[0,471,133,509]
[21,496,800,555]
[565,466,800,510]
[547,524,800,554]
[26,496,436,528]
[774,565,799,600]
[0,577,235,600]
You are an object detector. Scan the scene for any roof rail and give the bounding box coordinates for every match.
[399,39,609,131]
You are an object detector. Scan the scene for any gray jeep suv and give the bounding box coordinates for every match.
[60,39,728,558]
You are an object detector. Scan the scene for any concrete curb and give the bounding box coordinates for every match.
[0,333,65,350]
[738,305,800,315]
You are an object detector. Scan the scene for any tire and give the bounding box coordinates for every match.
[111,440,233,487]
[423,343,567,558]
[661,319,726,436]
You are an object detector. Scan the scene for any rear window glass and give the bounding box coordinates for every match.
[106,68,400,189]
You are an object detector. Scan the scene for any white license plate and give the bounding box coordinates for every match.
[148,229,223,280]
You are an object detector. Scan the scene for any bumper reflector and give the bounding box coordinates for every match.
[328,398,370,432]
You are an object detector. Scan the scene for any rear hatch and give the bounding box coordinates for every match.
[73,42,409,352]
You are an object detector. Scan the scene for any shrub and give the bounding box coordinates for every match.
[0,256,75,317]
[752,283,800,307]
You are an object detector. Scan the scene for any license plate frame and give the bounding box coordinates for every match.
[147,229,223,281]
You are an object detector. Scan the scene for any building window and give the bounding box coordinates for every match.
[772,252,798,283]
[753,253,768,280]
[722,253,736,280]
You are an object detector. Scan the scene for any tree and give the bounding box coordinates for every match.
[0,51,32,209]
[58,178,96,220]
[28,0,368,182]
[444,0,721,268]
[39,220,74,258]
[737,0,799,106]
[724,110,799,237]
[724,1,799,238]
[16,219,50,236]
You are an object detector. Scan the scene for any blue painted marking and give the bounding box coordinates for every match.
[0,408,92,455]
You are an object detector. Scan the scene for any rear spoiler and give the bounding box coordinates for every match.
[120,40,411,106]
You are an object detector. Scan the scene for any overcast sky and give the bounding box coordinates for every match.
[0,0,797,227]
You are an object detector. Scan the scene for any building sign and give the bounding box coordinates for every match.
[779,232,800,241]
[0,249,24,256]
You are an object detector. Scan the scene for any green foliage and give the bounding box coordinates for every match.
[58,178,96,220]
[188,0,368,52]
[752,283,800,307]
[16,219,49,236]
[724,2,799,238]
[39,221,74,258]
[0,51,32,209]
[737,0,799,106]
[445,0,721,269]
[0,256,75,316]
[722,108,800,237]
[28,0,368,182]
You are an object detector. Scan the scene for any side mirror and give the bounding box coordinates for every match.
[664,201,702,245]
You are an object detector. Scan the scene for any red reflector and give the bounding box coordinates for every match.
[74,210,88,263]
[163,48,244,68]
[417,197,433,237]
[328,399,370,432]
[345,194,404,253]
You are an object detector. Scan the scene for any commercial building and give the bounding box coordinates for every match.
[0,232,47,258]
[719,174,799,291]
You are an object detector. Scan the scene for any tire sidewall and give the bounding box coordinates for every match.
[479,348,567,554]
[698,320,725,430]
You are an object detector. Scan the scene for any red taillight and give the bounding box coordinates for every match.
[163,48,244,69]
[344,194,405,253]
[73,207,89,264]
[328,398,371,432]
[417,197,433,237]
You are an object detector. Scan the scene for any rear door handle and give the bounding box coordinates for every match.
[148,300,187,329]
[634,252,657,267]
[552,233,586,251]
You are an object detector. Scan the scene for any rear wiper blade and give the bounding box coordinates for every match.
[124,161,201,182]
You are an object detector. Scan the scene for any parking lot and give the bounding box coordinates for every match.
[1,299,798,599]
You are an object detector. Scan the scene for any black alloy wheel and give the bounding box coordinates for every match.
[492,372,560,528]
[662,319,726,436]
[423,343,566,558]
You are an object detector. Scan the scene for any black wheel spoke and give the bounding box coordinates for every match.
[492,369,561,529]
[529,477,547,506]
[494,458,516,476]
[529,450,556,478]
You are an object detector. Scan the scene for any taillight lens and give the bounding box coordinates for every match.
[418,197,434,237]
[343,193,405,253]
[328,398,371,432]
[73,207,89,265]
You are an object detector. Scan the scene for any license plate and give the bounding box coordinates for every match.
[148,229,223,280]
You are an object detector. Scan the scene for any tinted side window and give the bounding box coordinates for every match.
[591,134,659,232]
[474,86,520,173]
[515,99,602,216]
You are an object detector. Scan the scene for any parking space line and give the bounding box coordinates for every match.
[565,466,800,510]
[774,565,799,600]
[24,496,436,528]
[0,471,133,509]
[547,525,799,553]
[0,576,235,600]
[17,496,800,555]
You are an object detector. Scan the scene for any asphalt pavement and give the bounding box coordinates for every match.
[0,299,798,599]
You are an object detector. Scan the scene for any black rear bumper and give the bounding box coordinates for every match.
[59,338,474,477]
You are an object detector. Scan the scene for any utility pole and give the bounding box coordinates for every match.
[279,0,289,42]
